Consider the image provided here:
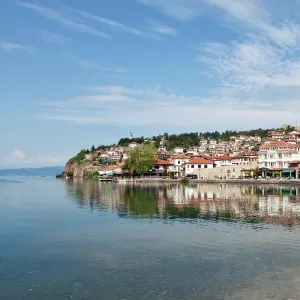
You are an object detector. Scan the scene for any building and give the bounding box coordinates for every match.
[152,159,173,176]
[171,153,190,177]
[258,142,300,177]
[173,147,185,154]
[213,155,232,167]
[128,142,139,149]
[185,157,214,175]
[232,154,258,166]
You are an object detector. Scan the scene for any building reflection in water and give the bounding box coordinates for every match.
[65,179,300,227]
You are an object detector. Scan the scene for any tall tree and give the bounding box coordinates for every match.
[123,144,156,174]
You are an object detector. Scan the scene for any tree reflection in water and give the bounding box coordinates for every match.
[64,180,300,228]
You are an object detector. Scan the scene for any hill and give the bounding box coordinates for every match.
[116,128,272,150]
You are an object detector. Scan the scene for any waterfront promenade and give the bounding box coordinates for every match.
[117,177,300,186]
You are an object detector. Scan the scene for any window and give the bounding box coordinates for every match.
[198,165,201,168]
[204,165,208,168]
[264,154,267,159]
[191,165,194,168]
[269,154,274,159]
[278,153,282,159]
[178,160,180,165]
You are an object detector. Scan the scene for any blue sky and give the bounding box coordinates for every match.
[1,0,300,168]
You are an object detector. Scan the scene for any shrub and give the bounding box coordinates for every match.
[180,177,189,185]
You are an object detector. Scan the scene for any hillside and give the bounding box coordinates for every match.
[117,128,272,149]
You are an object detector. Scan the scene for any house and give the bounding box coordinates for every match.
[213,155,232,167]
[152,159,173,176]
[128,142,139,149]
[185,157,214,175]
[159,146,166,151]
[200,139,208,145]
[258,141,300,171]
[173,147,184,154]
[231,154,258,166]
[99,165,123,176]
[171,153,190,177]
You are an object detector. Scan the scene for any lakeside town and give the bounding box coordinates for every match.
[65,124,300,181]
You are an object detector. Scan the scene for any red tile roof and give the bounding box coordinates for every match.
[185,158,213,165]
[218,155,232,160]
[172,153,190,159]
[155,159,173,166]
[261,142,295,148]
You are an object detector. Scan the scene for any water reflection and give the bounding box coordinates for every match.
[65,180,300,227]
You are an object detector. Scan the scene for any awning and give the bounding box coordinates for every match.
[282,169,295,173]
[105,171,115,176]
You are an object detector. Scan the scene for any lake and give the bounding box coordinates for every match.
[1,178,300,299]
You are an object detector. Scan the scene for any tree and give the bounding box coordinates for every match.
[123,144,156,174]
[91,145,96,153]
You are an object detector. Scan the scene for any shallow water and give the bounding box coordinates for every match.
[1,178,300,299]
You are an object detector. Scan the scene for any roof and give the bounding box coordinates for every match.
[219,155,232,160]
[261,142,295,148]
[155,159,173,166]
[185,158,213,165]
[172,153,190,159]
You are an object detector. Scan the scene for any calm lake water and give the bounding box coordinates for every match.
[2,178,300,299]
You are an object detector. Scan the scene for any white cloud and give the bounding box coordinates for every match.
[71,56,127,73]
[10,150,26,159]
[197,3,300,89]
[0,42,33,54]
[18,2,111,39]
[38,30,67,44]
[2,150,68,167]
[137,0,204,21]
[74,10,143,36]
[145,19,178,36]
[69,8,176,39]
[36,85,300,128]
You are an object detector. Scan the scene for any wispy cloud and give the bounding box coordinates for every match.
[71,56,127,73]
[71,9,176,38]
[137,0,205,21]
[18,2,111,39]
[197,0,300,92]
[145,19,178,36]
[0,42,33,54]
[1,149,68,167]
[74,10,143,36]
[38,30,67,44]
[36,84,299,128]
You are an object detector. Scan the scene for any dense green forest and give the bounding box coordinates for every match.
[117,128,272,150]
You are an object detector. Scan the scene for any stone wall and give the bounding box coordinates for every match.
[194,162,258,179]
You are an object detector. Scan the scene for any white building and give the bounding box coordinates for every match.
[171,153,190,176]
[159,146,166,151]
[173,147,185,154]
[258,142,300,169]
[185,157,214,175]
[128,142,139,149]
[213,155,232,167]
